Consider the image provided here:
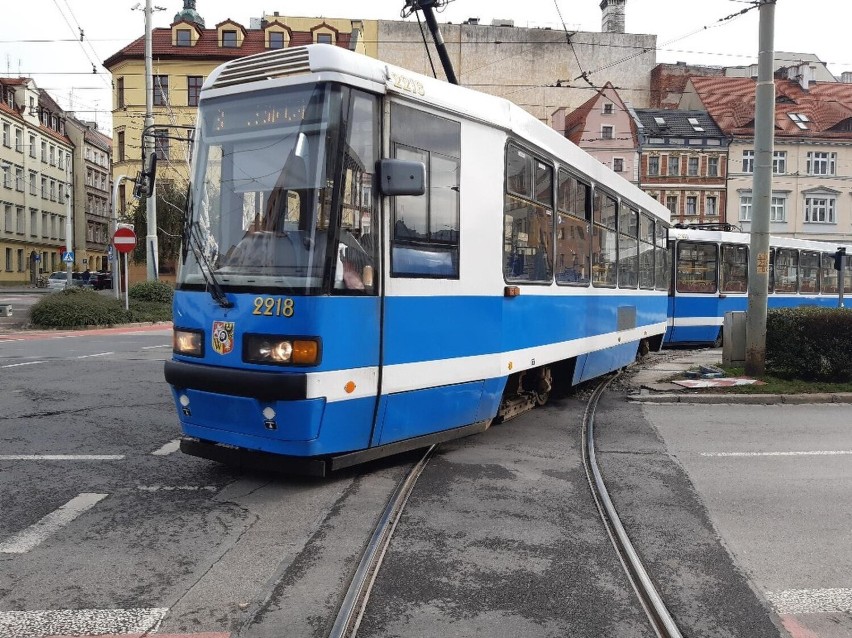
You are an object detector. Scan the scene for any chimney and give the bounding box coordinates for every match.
[600,0,626,34]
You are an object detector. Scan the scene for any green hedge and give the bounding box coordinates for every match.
[129,280,174,303]
[30,288,172,328]
[766,307,852,381]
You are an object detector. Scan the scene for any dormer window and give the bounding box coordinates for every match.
[269,31,285,49]
[311,22,338,46]
[222,30,238,47]
[176,29,191,46]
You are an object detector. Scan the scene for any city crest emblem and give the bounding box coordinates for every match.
[212,321,235,355]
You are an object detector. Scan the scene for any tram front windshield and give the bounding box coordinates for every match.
[179,83,377,295]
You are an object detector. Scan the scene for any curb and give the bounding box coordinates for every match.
[628,392,852,405]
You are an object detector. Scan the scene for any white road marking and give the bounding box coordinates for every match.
[0,607,167,638]
[141,344,171,350]
[768,588,852,614]
[0,455,124,461]
[76,351,113,359]
[136,485,218,492]
[0,493,108,554]
[1,361,45,368]
[701,450,852,457]
[150,439,181,456]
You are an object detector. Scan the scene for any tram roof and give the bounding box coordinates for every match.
[670,227,851,252]
[204,44,670,224]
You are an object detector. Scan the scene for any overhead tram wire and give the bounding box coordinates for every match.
[49,0,110,87]
[552,0,597,91]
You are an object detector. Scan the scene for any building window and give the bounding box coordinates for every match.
[739,195,752,221]
[707,156,719,177]
[28,171,36,196]
[176,29,192,46]
[773,151,787,174]
[688,157,699,176]
[612,157,624,172]
[117,131,125,162]
[1,122,9,147]
[1,164,9,188]
[686,196,697,215]
[601,125,614,140]
[666,195,678,215]
[187,76,203,107]
[222,30,238,47]
[15,167,23,192]
[706,196,717,216]
[667,155,679,176]
[316,33,333,45]
[807,152,836,176]
[153,75,169,106]
[269,31,285,49]
[804,196,836,223]
[602,103,614,115]
[648,156,659,176]
[153,128,169,160]
[116,77,125,109]
[742,150,754,173]
[28,134,36,158]
[14,128,22,152]
[770,196,786,222]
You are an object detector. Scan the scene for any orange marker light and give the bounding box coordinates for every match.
[292,340,319,365]
[344,381,356,394]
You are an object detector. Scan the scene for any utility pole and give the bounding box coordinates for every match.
[144,0,158,281]
[65,163,73,287]
[745,0,776,376]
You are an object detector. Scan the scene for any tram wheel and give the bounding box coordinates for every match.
[534,366,553,406]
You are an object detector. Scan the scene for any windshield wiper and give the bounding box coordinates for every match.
[183,192,233,309]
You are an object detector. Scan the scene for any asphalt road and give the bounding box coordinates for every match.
[0,331,803,638]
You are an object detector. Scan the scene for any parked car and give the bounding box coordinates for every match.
[47,271,94,291]
[90,272,113,290]
[47,271,70,291]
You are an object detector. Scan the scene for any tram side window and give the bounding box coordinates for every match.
[676,242,717,293]
[504,144,553,283]
[655,222,670,292]
[592,192,617,287]
[555,170,591,285]
[774,248,798,293]
[799,251,820,293]
[638,213,655,289]
[618,207,639,288]
[390,103,460,278]
[822,252,838,294]
[720,244,748,293]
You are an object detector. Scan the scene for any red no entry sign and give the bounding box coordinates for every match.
[113,227,137,254]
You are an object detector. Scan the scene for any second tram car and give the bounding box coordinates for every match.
[666,225,851,346]
[163,45,672,475]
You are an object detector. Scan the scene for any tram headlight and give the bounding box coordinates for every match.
[243,334,320,366]
[173,328,204,357]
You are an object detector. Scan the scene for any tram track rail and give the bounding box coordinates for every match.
[583,375,684,638]
[328,445,437,638]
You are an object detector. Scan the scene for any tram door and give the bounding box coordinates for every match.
[371,101,475,447]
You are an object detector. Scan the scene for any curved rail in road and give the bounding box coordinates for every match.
[582,376,684,638]
[328,445,436,638]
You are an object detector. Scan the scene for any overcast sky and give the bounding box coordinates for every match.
[2,0,849,135]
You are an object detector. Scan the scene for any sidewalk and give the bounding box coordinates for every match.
[629,349,852,404]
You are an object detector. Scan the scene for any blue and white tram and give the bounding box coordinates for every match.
[164,45,672,475]
[665,225,851,346]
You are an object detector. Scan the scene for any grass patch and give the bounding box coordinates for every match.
[673,365,852,394]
